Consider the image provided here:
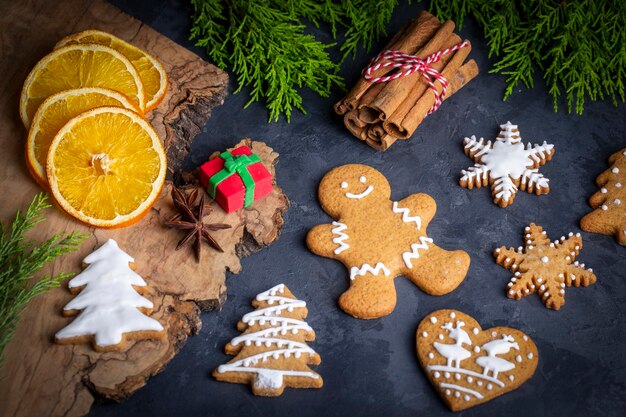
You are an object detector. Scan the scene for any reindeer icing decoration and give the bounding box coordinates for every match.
[307,164,470,319]
[417,310,538,411]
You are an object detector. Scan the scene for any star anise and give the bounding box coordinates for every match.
[165,187,231,262]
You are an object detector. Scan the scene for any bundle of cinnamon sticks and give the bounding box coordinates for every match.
[335,11,479,151]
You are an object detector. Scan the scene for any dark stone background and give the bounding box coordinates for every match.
[96,1,626,416]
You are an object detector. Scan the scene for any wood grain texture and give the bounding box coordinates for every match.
[0,1,289,416]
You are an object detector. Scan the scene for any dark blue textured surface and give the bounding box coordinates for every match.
[95,1,626,415]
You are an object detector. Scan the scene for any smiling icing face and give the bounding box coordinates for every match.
[318,164,391,217]
[341,176,374,199]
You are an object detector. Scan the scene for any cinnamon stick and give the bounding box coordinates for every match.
[361,20,456,122]
[334,11,440,115]
[344,110,368,140]
[384,38,471,139]
[398,59,479,137]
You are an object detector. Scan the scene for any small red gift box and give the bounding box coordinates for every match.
[198,146,273,213]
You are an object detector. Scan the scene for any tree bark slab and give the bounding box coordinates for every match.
[0,1,289,416]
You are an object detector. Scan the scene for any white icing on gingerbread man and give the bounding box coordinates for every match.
[459,121,555,208]
[307,164,470,319]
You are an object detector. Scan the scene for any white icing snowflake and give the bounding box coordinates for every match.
[459,121,555,207]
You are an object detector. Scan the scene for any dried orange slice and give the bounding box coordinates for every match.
[26,87,137,187]
[20,44,145,127]
[56,30,168,111]
[47,107,166,228]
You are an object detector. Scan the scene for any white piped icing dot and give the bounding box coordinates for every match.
[434,371,440,378]
[422,331,428,337]
[444,372,450,378]
[445,389,451,396]
[537,277,543,283]
[487,383,493,390]
[439,334,444,340]
[528,246,534,250]
[508,289,515,295]
[559,289,565,295]
[601,187,607,193]
[565,256,571,261]
[477,380,483,386]
[527,352,534,359]
[429,352,434,359]
[455,373,461,380]
[495,248,501,253]
[616,182,622,188]
[450,312,456,319]
[359,176,366,183]
[430,316,437,324]
[464,395,470,401]
[341,181,348,189]
[509,375,515,382]
[516,355,522,363]
[472,328,479,335]
[491,331,497,337]
[523,335,528,341]
[568,232,573,237]
[474,346,480,353]
[525,226,530,231]
[615,199,621,205]
[467,376,473,383]
[612,167,620,174]
[541,256,549,263]
[601,205,608,211]
[454,392,460,398]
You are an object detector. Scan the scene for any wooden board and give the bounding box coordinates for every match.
[0,1,289,417]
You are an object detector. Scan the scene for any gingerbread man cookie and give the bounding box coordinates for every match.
[307,164,470,319]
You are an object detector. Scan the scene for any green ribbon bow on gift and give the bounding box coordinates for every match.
[207,151,262,207]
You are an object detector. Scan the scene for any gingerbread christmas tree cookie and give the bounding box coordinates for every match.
[580,148,626,246]
[417,309,538,411]
[213,284,323,396]
[460,121,554,207]
[55,239,164,351]
[307,164,470,319]
[494,224,597,310]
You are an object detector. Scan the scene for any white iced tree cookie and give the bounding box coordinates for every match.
[55,239,164,351]
[459,121,555,208]
[213,284,323,396]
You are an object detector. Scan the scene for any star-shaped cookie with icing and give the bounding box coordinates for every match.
[494,223,597,310]
[307,164,470,319]
[460,121,555,208]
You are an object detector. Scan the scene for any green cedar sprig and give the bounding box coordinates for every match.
[424,0,626,114]
[0,194,86,371]
[189,0,400,122]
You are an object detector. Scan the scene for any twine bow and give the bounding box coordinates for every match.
[363,40,469,115]
[208,151,262,207]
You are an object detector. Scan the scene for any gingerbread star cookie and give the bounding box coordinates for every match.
[460,121,555,207]
[307,164,470,319]
[494,223,597,310]
[580,148,626,246]
[417,310,538,411]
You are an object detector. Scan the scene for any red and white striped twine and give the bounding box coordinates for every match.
[363,40,470,115]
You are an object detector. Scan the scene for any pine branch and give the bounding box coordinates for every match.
[422,0,626,114]
[0,193,87,371]
[190,0,400,122]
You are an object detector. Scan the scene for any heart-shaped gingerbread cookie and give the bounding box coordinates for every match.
[417,310,538,411]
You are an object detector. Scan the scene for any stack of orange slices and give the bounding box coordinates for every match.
[21,30,168,228]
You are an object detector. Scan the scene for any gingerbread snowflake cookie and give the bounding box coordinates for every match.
[460,121,555,207]
[580,148,626,246]
[494,224,597,310]
[417,310,538,411]
[307,164,470,319]
[213,284,323,396]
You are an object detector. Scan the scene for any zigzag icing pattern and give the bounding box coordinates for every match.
[350,262,391,280]
[217,284,319,386]
[402,236,434,268]
[392,201,422,230]
[331,221,350,254]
